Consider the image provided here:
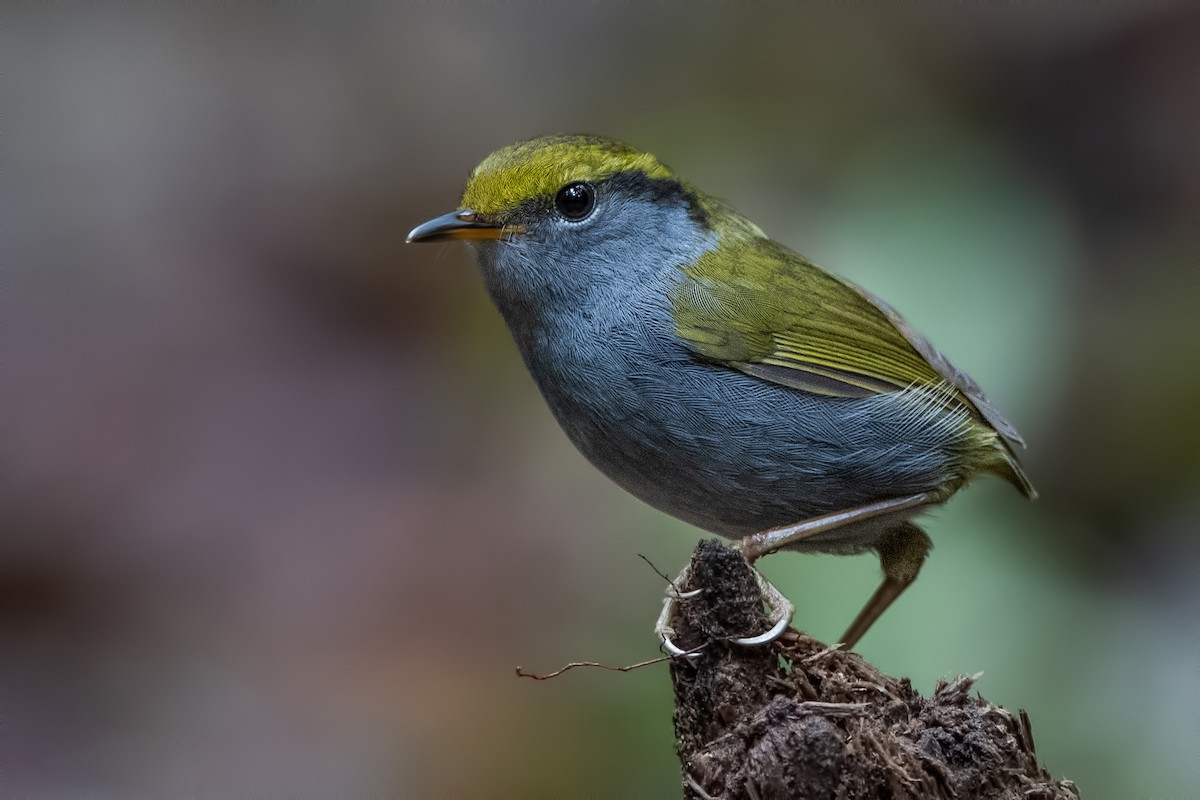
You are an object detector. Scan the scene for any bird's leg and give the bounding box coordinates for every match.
[657,494,931,656]
[839,522,932,649]
[736,493,932,562]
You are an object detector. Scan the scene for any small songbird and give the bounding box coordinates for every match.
[407,135,1034,650]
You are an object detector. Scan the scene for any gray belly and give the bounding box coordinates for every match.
[521,316,964,541]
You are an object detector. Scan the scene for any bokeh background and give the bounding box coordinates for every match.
[7,4,1197,797]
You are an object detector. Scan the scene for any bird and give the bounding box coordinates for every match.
[407,134,1035,650]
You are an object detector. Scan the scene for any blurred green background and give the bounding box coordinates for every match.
[7,4,1197,797]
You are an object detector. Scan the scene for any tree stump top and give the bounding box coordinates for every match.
[669,539,1080,800]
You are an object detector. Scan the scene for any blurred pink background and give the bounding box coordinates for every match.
[7,4,1197,796]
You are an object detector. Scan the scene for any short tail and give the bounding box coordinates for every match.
[996,442,1037,500]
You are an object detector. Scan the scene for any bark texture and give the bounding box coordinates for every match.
[669,539,1080,800]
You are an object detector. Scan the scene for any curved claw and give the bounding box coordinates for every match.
[731,605,792,646]
[731,571,794,647]
[657,600,704,659]
[655,566,794,655]
[656,565,704,658]
[658,626,702,659]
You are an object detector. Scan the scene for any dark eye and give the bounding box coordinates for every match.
[554,182,595,221]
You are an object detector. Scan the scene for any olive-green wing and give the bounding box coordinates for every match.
[670,237,1026,448]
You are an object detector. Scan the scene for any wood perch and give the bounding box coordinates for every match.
[669,539,1080,800]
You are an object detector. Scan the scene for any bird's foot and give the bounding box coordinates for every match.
[655,564,794,658]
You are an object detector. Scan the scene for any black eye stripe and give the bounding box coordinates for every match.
[554,182,596,222]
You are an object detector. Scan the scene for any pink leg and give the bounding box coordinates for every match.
[736,493,931,561]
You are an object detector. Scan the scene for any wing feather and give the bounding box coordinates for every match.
[668,232,1034,497]
[671,237,1024,449]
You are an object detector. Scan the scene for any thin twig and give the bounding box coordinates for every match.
[515,654,672,681]
[800,641,846,664]
[637,552,674,585]
[683,770,717,800]
[792,701,870,717]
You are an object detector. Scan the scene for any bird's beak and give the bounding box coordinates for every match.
[406,209,508,243]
